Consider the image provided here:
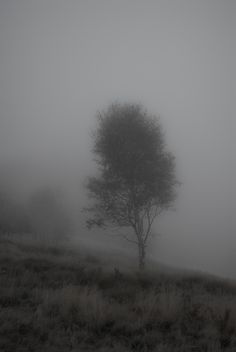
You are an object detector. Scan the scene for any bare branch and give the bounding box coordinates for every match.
[118,233,138,245]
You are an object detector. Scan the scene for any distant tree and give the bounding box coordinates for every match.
[28,187,70,241]
[85,103,178,270]
[0,192,30,235]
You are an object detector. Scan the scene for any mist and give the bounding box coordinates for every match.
[0,0,235,279]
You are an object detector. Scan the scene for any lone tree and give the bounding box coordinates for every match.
[85,103,178,269]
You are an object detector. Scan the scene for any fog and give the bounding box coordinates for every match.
[0,0,235,278]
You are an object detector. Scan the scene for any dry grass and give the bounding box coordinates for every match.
[0,236,236,351]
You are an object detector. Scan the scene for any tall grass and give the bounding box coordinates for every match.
[0,237,236,351]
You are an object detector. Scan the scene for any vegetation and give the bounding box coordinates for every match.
[0,236,236,352]
[85,103,178,269]
[0,187,71,241]
[0,192,30,236]
[28,187,70,241]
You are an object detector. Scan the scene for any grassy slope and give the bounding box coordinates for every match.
[0,237,236,352]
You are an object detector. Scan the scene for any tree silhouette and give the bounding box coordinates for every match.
[85,103,178,269]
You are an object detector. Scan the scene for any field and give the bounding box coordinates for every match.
[0,236,236,352]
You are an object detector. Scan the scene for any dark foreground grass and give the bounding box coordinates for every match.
[0,238,236,352]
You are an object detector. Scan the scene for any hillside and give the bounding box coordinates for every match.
[0,237,236,352]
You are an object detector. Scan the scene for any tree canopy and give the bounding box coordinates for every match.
[85,103,178,269]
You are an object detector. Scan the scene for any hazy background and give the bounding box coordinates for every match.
[0,0,235,278]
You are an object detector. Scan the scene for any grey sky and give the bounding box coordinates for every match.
[0,0,235,277]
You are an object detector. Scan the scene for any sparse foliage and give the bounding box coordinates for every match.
[85,103,178,269]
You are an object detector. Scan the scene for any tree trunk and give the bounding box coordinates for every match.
[138,242,146,270]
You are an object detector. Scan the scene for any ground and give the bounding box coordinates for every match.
[0,236,236,352]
